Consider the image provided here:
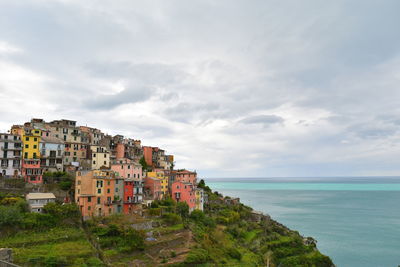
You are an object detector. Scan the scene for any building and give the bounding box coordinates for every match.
[123,179,143,214]
[144,177,162,200]
[40,136,64,173]
[111,158,142,180]
[147,171,168,197]
[26,192,56,213]
[175,169,197,185]
[22,129,42,183]
[195,188,204,211]
[0,133,22,177]
[171,181,196,212]
[75,170,121,219]
[91,145,110,170]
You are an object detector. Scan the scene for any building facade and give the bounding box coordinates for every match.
[0,133,22,177]
[171,181,196,212]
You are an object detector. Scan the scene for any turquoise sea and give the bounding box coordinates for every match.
[205,177,400,267]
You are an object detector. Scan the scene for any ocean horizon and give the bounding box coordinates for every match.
[205,176,400,267]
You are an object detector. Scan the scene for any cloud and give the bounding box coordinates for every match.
[239,115,284,127]
[1,0,400,177]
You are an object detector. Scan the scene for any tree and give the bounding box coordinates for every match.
[176,202,189,218]
[139,156,149,170]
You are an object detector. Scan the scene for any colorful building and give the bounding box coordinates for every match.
[22,129,42,183]
[40,136,64,173]
[75,170,121,219]
[91,145,110,170]
[147,171,168,197]
[195,188,204,211]
[171,181,196,212]
[0,133,22,177]
[144,177,162,200]
[175,169,197,185]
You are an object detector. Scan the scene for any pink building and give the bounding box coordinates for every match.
[171,181,196,211]
[144,177,162,200]
[175,170,197,185]
[111,159,142,180]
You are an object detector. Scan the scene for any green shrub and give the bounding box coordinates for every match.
[185,248,210,264]
[0,205,23,227]
[162,213,182,225]
[176,202,189,218]
[226,247,242,260]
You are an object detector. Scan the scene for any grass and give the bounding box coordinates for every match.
[243,229,262,243]
[2,226,100,266]
[0,227,83,247]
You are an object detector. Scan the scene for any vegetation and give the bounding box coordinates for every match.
[0,182,334,266]
[43,171,74,191]
[0,194,99,266]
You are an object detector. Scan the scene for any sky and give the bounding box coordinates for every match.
[1,0,400,178]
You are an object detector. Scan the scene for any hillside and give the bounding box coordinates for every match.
[0,181,334,267]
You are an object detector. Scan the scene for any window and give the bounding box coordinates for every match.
[104,161,107,165]
[33,145,37,149]
[93,153,96,157]
[25,144,29,148]
[33,153,37,159]
[97,197,100,204]
[128,174,130,178]
[34,138,37,142]
[104,154,107,158]
[128,165,130,169]
[107,189,110,193]
[93,160,96,164]
[107,181,110,185]
[77,180,81,185]
[88,206,91,210]
[97,189,101,194]
[78,189,80,194]
[116,188,119,192]
[25,137,29,141]
[88,197,91,202]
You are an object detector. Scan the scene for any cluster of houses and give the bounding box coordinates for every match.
[0,118,205,218]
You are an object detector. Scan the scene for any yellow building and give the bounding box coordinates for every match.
[91,145,110,170]
[195,188,204,211]
[147,171,168,196]
[23,129,42,159]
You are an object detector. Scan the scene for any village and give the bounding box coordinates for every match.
[0,118,205,218]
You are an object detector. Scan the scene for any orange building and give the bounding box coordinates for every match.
[75,170,122,219]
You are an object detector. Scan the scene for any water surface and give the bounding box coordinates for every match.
[205,177,400,267]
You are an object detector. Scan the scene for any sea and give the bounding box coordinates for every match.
[205,177,400,267]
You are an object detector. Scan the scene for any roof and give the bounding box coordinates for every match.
[26,193,56,200]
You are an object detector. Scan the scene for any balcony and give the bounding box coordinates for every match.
[1,146,22,151]
[124,199,140,204]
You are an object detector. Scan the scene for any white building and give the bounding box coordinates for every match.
[0,133,22,177]
[26,193,56,213]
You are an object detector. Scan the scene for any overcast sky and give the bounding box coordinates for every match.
[1,0,400,177]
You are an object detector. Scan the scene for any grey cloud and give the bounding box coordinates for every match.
[84,61,187,86]
[239,115,284,126]
[86,86,154,110]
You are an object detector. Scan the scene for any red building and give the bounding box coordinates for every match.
[22,159,42,183]
[175,170,197,185]
[123,179,134,214]
[144,177,162,200]
[171,181,196,211]
[143,146,154,167]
